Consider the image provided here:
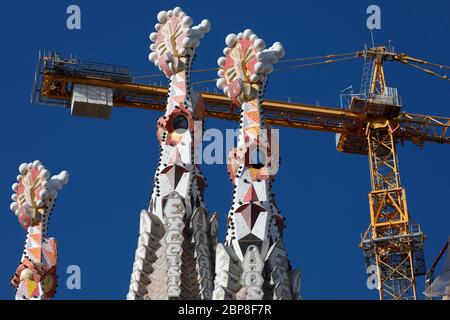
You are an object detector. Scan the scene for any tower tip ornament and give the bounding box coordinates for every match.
[10,161,69,300]
[149,7,211,77]
[216,30,284,106]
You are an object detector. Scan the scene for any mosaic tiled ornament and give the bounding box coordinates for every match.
[10,161,69,300]
[213,31,301,300]
[127,7,218,300]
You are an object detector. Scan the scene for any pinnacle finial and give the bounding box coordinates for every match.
[148,7,211,77]
[216,30,284,105]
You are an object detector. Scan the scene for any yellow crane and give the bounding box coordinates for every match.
[32,45,450,300]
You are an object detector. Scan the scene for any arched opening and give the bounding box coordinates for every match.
[172,114,189,133]
[247,148,266,169]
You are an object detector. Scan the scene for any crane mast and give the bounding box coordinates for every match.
[357,46,426,300]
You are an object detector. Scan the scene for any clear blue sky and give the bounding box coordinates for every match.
[0,0,449,300]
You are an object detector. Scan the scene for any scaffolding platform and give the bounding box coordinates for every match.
[336,89,402,155]
[360,224,426,277]
[31,51,131,108]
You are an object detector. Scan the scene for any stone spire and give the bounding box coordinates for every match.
[10,160,69,300]
[127,7,217,300]
[212,30,301,300]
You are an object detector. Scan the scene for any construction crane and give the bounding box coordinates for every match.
[31,45,450,300]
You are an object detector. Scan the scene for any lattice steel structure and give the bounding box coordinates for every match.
[356,46,426,300]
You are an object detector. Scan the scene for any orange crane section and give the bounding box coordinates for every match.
[33,52,450,148]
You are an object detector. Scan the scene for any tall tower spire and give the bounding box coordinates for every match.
[10,161,69,300]
[127,7,217,300]
[212,30,301,300]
